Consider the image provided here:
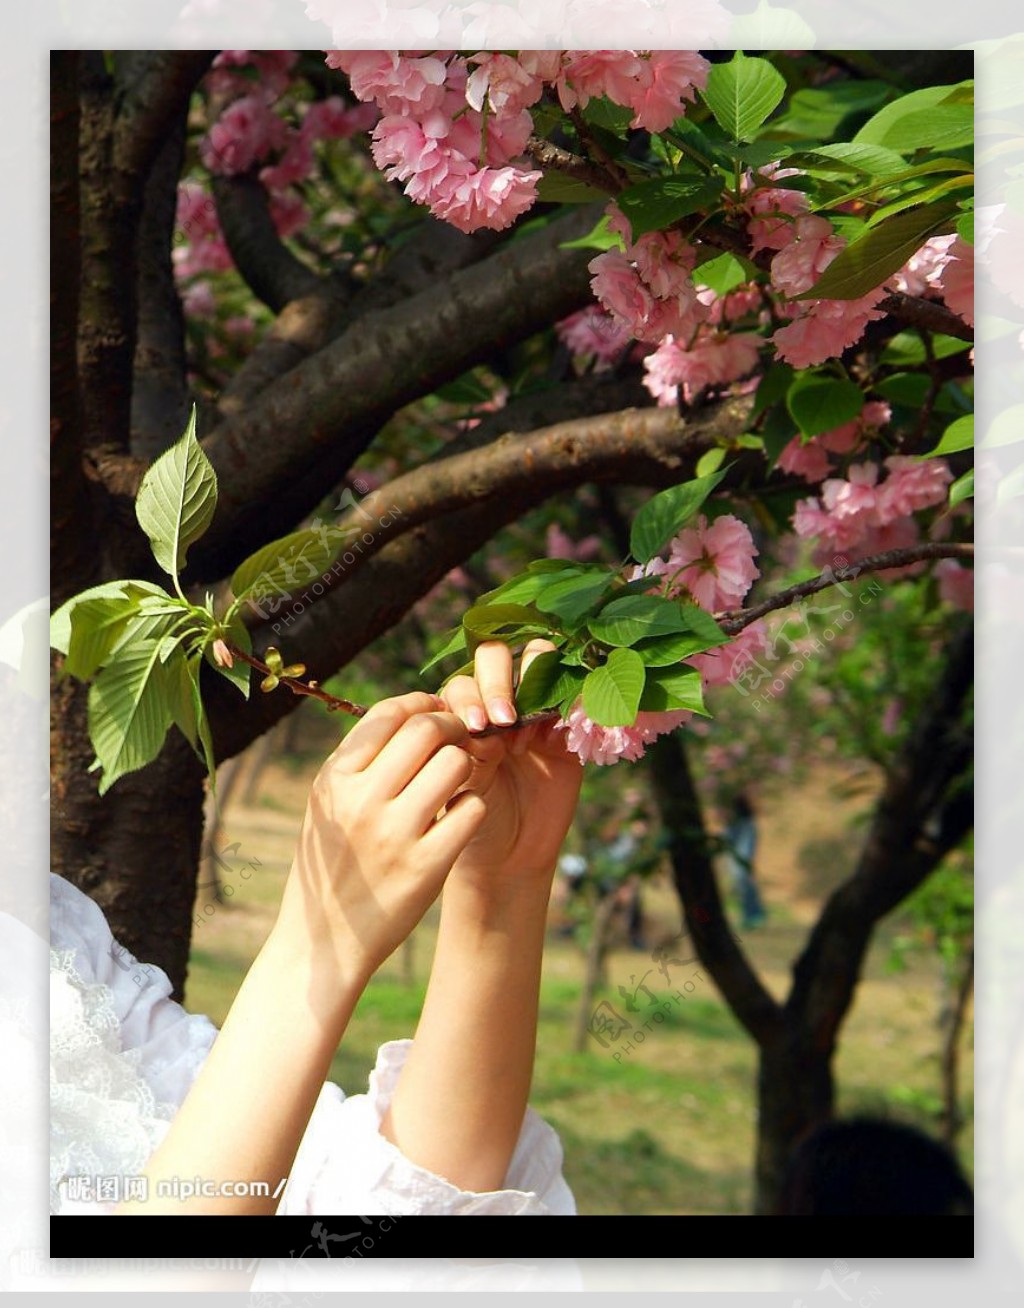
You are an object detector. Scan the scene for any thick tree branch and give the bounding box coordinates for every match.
[131,116,191,460]
[113,51,215,182]
[216,219,500,418]
[51,52,97,606]
[189,203,605,579]
[524,135,619,195]
[876,292,974,343]
[211,174,323,313]
[717,543,974,634]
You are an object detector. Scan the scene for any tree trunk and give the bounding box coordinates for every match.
[574,891,618,1053]
[755,1033,834,1213]
[940,944,974,1148]
[50,671,206,999]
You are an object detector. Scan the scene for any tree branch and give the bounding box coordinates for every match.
[211,173,322,313]
[717,543,974,634]
[786,621,973,1048]
[189,203,605,579]
[647,731,785,1045]
[216,219,500,419]
[130,113,191,460]
[113,51,215,182]
[51,52,98,605]
[524,135,619,195]
[876,292,974,344]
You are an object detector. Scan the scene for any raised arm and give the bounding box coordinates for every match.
[118,693,486,1215]
[379,642,583,1194]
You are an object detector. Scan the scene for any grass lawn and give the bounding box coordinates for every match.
[184,715,973,1215]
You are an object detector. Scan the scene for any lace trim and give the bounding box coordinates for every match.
[49,947,177,1213]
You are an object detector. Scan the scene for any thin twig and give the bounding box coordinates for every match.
[224,541,973,732]
[524,135,620,195]
[715,542,974,634]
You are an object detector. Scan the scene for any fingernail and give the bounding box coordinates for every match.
[467,706,488,731]
[489,698,517,725]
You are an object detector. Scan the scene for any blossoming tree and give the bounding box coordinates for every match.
[51,48,973,1210]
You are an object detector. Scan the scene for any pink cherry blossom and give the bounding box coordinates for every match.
[302,96,377,142]
[662,513,761,611]
[891,233,956,296]
[875,456,953,523]
[778,436,832,483]
[200,94,289,176]
[744,166,809,253]
[429,164,542,234]
[931,235,973,327]
[557,50,646,114]
[465,52,546,116]
[687,620,768,688]
[544,522,602,561]
[627,51,710,132]
[771,288,888,367]
[880,698,902,736]
[556,306,632,362]
[642,331,761,406]
[770,214,845,298]
[555,702,692,766]
[631,227,698,301]
[935,559,974,613]
[331,50,448,114]
[268,190,309,238]
[259,135,314,190]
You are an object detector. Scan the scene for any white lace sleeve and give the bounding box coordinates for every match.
[277,1039,576,1216]
[50,874,575,1218]
[49,873,217,1214]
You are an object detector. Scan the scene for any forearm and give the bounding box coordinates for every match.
[118,926,366,1215]
[379,876,552,1193]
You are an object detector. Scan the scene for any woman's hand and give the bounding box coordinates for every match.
[438,640,584,893]
[273,692,487,985]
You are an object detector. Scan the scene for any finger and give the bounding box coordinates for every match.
[395,743,475,834]
[368,711,470,799]
[422,788,488,863]
[440,674,489,733]
[518,637,558,684]
[329,692,440,773]
[473,641,516,725]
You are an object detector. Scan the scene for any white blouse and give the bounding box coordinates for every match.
[49,873,575,1216]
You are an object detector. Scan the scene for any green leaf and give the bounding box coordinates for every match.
[588,595,691,646]
[230,528,338,607]
[786,375,864,439]
[50,580,170,674]
[169,652,217,785]
[135,406,218,581]
[873,103,974,153]
[701,51,786,143]
[534,570,614,626]
[476,564,585,609]
[87,638,177,795]
[751,362,795,421]
[638,665,708,715]
[675,604,730,648]
[881,331,972,367]
[630,466,730,563]
[855,81,973,147]
[559,212,626,252]
[982,404,1024,450]
[535,172,609,203]
[796,200,958,301]
[922,414,974,459]
[461,603,551,654]
[765,79,893,140]
[419,625,469,677]
[693,251,757,296]
[786,142,910,178]
[957,210,974,244]
[582,648,646,727]
[515,652,586,716]
[615,173,724,240]
[210,610,252,699]
[949,468,973,508]
[695,447,726,478]
[633,623,726,665]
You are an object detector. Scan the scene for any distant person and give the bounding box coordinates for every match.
[775,1117,974,1215]
[723,792,766,929]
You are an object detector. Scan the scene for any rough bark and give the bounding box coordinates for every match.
[212,173,321,313]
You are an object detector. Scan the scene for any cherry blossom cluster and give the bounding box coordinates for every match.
[326,51,709,233]
[777,401,892,484]
[176,50,375,299]
[558,514,768,765]
[792,456,954,569]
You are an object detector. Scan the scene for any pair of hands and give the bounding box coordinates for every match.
[275,640,584,984]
